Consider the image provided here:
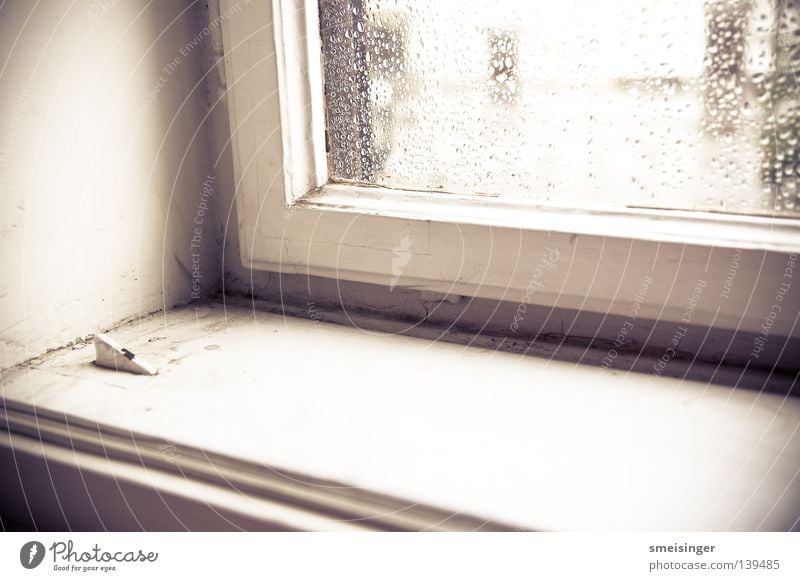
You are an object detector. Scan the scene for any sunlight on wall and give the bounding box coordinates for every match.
[0,0,217,368]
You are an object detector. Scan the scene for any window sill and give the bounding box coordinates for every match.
[1,302,799,531]
[302,182,800,254]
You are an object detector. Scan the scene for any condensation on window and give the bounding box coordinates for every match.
[319,0,800,215]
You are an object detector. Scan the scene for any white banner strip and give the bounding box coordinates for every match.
[1,532,798,580]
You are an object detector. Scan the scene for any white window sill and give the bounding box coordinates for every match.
[1,302,799,531]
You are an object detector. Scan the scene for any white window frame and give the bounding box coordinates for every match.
[219,0,800,336]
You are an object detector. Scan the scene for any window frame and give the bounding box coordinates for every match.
[219,0,800,337]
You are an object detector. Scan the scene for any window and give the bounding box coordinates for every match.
[321,0,800,216]
[219,0,800,340]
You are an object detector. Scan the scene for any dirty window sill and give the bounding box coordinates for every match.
[2,301,799,531]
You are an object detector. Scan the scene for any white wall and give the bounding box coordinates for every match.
[0,0,221,369]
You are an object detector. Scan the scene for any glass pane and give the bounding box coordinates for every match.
[319,0,800,216]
